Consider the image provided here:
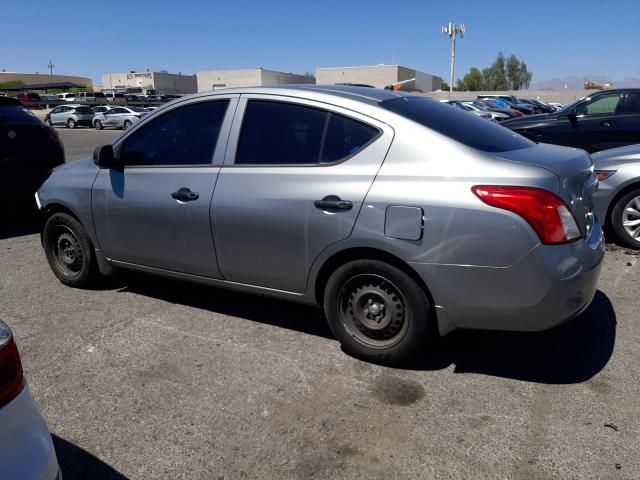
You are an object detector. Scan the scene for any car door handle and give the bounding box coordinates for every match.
[171,188,199,202]
[601,120,611,127]
[314,195,353,211]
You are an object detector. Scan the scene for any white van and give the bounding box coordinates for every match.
[57,92,76,102]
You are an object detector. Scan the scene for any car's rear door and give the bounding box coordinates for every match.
[92,95,238,277]
[211,95,393,293]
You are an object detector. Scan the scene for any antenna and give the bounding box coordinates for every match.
[441,23,465,96]
[47,60,55,76]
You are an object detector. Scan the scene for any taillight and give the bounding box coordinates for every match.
[472,185,581,244]
[0,321,24,408]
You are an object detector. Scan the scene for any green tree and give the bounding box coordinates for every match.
[482,52,509,90]
[506,54,521,89]
[441,80,450,91]
[518,62,533,89]
[459,67,483,91]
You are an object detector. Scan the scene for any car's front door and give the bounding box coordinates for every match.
[50,106,66,125]
[212,96,392,292]
[566,92,628,152]
[92,96,237,277]
[103,107,125,127]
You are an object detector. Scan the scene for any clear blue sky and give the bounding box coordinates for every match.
[2,0,638,84]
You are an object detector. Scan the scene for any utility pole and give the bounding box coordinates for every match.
[441,23,465,97]
[47,60,55,76]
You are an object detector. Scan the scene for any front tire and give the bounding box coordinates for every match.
[43,213,99,287]
[67,118,76,129]
[324,260,434,365]
[94,119,103,130]
[123,120,132,129]
[611,188,640,249]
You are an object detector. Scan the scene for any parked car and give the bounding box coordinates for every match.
[145,95,162,102]
[523,99,557,114]
[548,102,564,110]
[36,86,604,365]
[45,104,94,128]
[74,91,107,104]
[0,320,61,480]
[162,94,183,100]
[440,100,492,120]
[476,94,535,115]
[501,89,640,153]
[0,97,64,211]
[56,92,76,102]
[16,92,43,109]
[39,95,62,108]
[462,101,510,121]
[92,106,149,130]
[475,99,523,117]
[590,143,640,248]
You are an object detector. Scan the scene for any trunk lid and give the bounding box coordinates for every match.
[495,143,597,237]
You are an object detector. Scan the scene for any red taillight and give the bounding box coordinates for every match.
[472,185,581,244]
[0,323,24,408]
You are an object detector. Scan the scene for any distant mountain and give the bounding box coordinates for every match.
[531,75,640,90]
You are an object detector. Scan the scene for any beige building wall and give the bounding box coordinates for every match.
[101,72,197,94]
[316,65,442,92]
[0,72,92,88]
[196,68,313,92]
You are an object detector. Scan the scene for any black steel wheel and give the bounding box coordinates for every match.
[324,259,434,365]
[43,213,99,287]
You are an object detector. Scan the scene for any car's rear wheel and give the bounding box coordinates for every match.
[94,119,103,130]
[611,187,640,249]
[45,117,53,126]
[324,260,434,365]
[43,213,99,287]
[123,120,132,129]
[67,118,76,129]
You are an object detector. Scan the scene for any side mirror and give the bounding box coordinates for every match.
[567,108,578,122]
[93,144,120,168]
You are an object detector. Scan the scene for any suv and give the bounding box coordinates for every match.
[501,89,640,152]
[74,92,107,104]
[0,97,64,212]
[57,92,76,102]
[45,104,94,128]
[36,86,603,365]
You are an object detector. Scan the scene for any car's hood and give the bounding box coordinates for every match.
[52,156,97,173]
[591,143,640,170]
[500,112,559,128]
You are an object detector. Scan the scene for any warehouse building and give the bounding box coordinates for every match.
[0,71,92,90]
[196,68,314,92]
[316,65,442,92]
[101,71,197,95]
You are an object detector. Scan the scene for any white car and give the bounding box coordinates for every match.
[92,106,149,130]
[0,320,60,480]
[56,92,76,103]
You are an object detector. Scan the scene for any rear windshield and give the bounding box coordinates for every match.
[0,105,41,124]
[379,96,533,152]
[94,92,106,98]
[74,106,93,114]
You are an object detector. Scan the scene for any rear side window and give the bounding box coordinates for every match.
[235,100,379,165]
[75,106,93,114]
[120,100,229,166]
[380,96,533,152]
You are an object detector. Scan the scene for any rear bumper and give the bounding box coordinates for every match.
[0,385,60,480]
[411,217,605,333]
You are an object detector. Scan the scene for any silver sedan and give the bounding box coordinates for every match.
[93,106,149,130]
[592,144,640,248]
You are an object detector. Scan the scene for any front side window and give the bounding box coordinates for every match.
[235,100,379,165]
[577,94,621,116]
[120,100,229,166]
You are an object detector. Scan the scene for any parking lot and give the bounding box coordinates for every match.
[1,128,640,479]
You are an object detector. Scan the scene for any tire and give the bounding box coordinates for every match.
[45,117,52,126]
[42,213,100,287]
[123,120,132,129]
[610,187,640,249]
[94,119,103,130]
[67,118,76,129]
[324,259,434,365]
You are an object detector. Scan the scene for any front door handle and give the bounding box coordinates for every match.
[601,120,611,127]
[314,195,353,211]
[171,187,199,202]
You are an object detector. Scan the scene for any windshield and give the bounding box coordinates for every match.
[380,96,533,152]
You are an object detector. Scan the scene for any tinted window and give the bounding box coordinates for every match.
[616,93,640,114]
[236,101,379,165]
[577,94,620,116]
[121,100,229,166]
[75,106,93,114]
[380,96,533,152]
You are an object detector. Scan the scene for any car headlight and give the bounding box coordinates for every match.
[595,170,616,181]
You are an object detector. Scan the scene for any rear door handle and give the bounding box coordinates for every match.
[314,195,353,211]
[171,187,199,202]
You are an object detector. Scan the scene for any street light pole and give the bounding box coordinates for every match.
[441,22,465,97]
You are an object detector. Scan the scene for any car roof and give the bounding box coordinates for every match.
[186,84,412,106]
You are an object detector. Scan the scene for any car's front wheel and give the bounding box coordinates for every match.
[324,260,434,365]
[43,213,100,287]
[123,120,132,129]
[67,118,76,129]
[94,119,103,130]
[611,187,640,249]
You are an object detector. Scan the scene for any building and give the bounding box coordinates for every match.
[316,65,442,92]
[101,71,197,95]
[196,68,314,92]
[0,71,92,90]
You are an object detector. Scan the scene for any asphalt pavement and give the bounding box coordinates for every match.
[0,129,638,479]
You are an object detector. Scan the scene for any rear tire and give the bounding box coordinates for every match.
[67,118,76,129]
[324,259,434,365]
[43,213,100,288]
[123,120,132,129]
[610,188,640,249]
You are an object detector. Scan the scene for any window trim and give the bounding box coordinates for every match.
[115,96,238,169]
[225,95,383,168]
